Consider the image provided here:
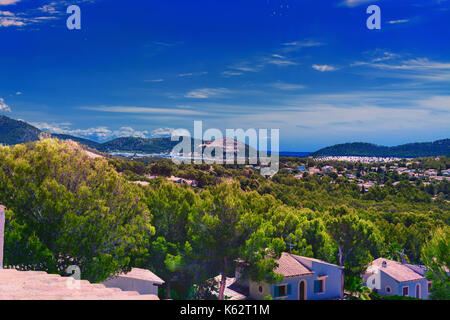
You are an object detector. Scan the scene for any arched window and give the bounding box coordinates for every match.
[385,286,391,294]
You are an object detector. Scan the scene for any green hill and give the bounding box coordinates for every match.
[312,140,450,158]
[0,116,41,145]
[99,137,179,154]
[52,134,102,149]
[0,116,179,154]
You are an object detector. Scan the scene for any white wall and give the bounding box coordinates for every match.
[102,277,159,295]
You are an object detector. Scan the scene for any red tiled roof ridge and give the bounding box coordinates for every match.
[274,252,314,278]
[371,257,425,283]
[289,253,341,268]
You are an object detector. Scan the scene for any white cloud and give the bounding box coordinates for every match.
[0,0,21,5]
[228,62,261,73]
[150,127,175,137]
[388,19,410,24]
[215,91,450,140]
[15,91,22,95]
[418,96,450,111]
[312,64,337,72]
[339,0,376,8]
[352,55,450,82]
[0,10,13,15]
[0,98,11,112]
[222,71,243,77]
[83,106,207,115]
[282,40,324,48]
[0,0,93,29]
[185,88,231,99]
[269,82,305,91]
[0,17,24,27]
[38,4,59,14]
[266,57,298,66]
[146,79,164,82]
[31,122,151,141]
[178,72,208,77]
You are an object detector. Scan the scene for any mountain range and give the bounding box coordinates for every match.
[0,116,179,154]
[0,115,449,158]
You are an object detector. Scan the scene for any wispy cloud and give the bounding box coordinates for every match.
[312,64,337,72]
[32,121,150,141]
[265,56,298,66]
[282,40,324,49]
[82,106,207,115]
[150,127,174,137]
[0,98,11,112]
[177,72,208,77]
[222,70,243,77]
[269,82,305,91]
[352,53,450,82]
[185,88,231,99]
[145,79,164,83]
[0,0,21,5]
[0,0,91,29]
[225,39,320,75]
[388,19,410,24]
[339,0,377,8]
[227,61,262,73]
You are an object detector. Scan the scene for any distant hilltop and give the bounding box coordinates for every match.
[0,116,251,155]
[312,140,450,158]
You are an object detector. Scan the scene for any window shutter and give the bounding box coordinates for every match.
[314,280,320,293]
[287,284,292,295]
[273,286,278,298]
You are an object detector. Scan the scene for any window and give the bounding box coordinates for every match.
[314,280,324,294]
[385,286,391,294]
[402,286,409,297]
[416,284,421,299]
[274,284,291,297]
[258,286,263,293]
[428,281,432,293]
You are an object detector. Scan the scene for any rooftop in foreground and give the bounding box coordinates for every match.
[0,269,159,300]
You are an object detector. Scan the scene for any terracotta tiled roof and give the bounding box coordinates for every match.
[372,258,425,283]
[274,253,314,278]
[0,269,159,300]
[213,276,249,300]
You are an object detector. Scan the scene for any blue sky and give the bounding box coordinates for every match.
[0,0,449,151]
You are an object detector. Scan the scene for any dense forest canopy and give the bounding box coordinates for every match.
[0,138,448,299]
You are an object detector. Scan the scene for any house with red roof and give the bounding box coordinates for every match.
[363,258,432,299]
[241,253,343,300]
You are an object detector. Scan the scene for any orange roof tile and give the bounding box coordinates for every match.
[274,253,314,278]
[372,258,424,283]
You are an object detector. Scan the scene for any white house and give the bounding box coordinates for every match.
[102,268,164,295]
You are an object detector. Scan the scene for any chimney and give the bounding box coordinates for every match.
[0,205,5,269]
